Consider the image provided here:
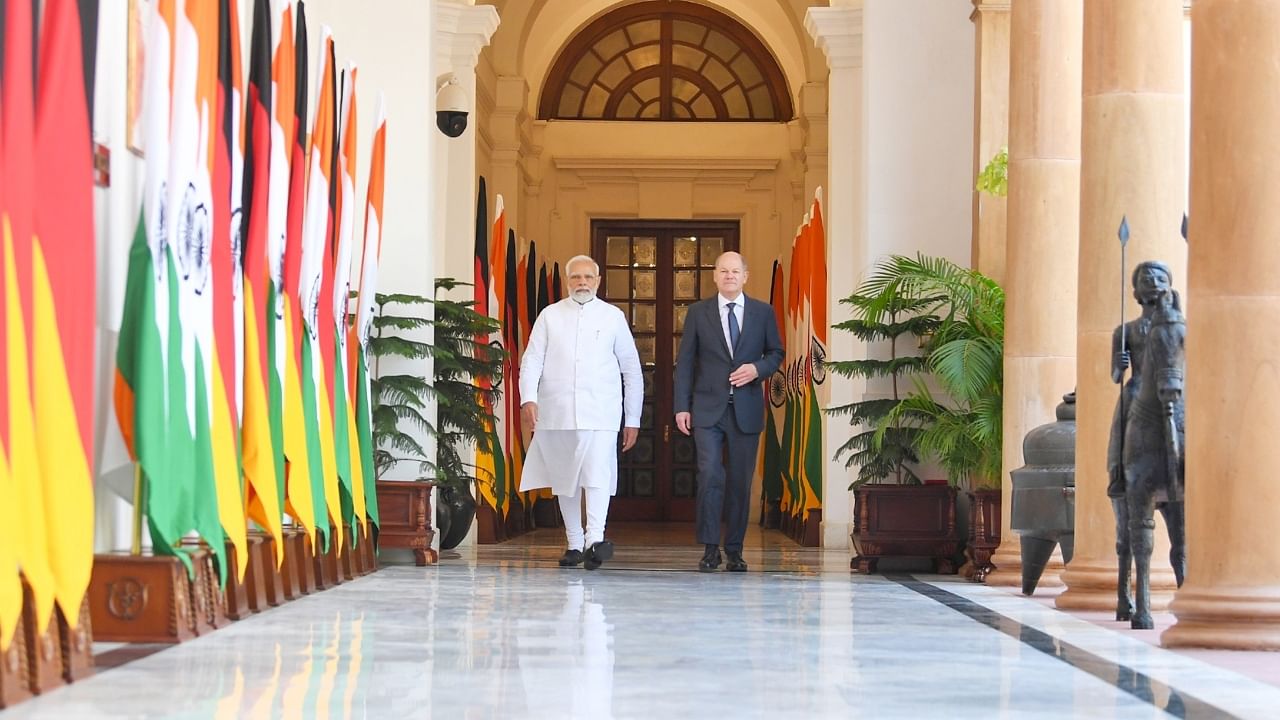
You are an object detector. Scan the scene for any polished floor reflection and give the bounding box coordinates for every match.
[5,535,1279,719]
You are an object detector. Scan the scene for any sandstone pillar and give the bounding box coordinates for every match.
[970,1,1010,286]
[1163,0,1280,650]
[985,0,1081,588]
[1057,0,1186,613]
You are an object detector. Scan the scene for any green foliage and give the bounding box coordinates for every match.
[368,279,504,490]
[976,146,1008,197]
[860,255,1005,489]
[826,286,938,488]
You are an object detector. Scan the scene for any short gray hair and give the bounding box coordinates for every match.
[565,255,600,276]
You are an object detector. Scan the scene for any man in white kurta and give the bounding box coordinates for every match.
[519,255,643,569]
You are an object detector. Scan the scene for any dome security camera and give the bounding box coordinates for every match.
[436,73,468,138]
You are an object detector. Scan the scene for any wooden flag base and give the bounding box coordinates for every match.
[88,552,197,644]
[57,599,94,683]
[0,609,32,708]
[252,532,287,606]
[222,541,253,621]
[240,535,269,615]
[20,582,63,696]
[281,527,311,598]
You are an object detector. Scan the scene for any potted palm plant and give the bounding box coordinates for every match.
[863,255,1005,578]
[369,279,503,559]
[828,257,958,574]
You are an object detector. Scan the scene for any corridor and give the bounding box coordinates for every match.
[3,535,1277,719]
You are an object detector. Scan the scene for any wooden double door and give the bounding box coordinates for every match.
[591,219,740,521]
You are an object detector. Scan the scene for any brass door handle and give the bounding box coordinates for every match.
[664,424,670,442]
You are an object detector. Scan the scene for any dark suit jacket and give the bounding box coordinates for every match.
[674,294,784,434]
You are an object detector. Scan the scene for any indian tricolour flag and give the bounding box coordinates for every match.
[299,26,343,550]
[353,93,386,531]
[332,62,361,535]
[169,0,241,582]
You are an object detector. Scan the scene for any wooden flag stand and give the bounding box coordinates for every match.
[248,531,284,608]
[57,600,94,683]
[0,609,33,707]
[87,551,197,644]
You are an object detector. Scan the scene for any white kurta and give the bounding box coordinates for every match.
[518,297,643,496]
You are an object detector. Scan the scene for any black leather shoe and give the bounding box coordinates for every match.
[559,549,585,567]
[699,547,722,573]
[583,540,614,571]
[726,551,748,572]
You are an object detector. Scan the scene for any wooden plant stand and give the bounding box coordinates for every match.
[375,480,437,565]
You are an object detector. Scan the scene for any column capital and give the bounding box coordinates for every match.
[436,2,500,74]
[971,0,1010,22]
[805,6,863,70]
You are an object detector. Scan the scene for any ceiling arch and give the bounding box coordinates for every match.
[538,1,793,122]
[490,0,819,121]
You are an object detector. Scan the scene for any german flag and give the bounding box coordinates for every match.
[241,0,285,564]
[31,0,98,626]
[4,0,56,633]
[280,2,318,542]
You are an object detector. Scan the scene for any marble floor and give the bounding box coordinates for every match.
[5,527,1280,719]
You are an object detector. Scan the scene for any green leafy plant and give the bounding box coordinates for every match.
[368,278,504,490]
[976,145,1008,197]
[826,289,940,489]
[859,255,1005,489]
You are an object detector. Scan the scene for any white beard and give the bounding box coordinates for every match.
[572,288,596,304]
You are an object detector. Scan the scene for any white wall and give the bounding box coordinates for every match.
[91,0,437,549]
[821,0,976,500]
[863,0,975,267]
[302,1,435,301]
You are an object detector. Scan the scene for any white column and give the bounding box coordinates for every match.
[435,2,499,287]
[434,2,498,548]
[806,2,864,550]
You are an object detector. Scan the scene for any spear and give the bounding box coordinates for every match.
[1119,216,1130,362]
[1117,216,1131,485]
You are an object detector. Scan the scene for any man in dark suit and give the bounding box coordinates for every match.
[674,252,785,572]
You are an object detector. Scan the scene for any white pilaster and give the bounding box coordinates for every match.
[435,3,500,288]
[434,2,498,547]
[806,3,865,550]
[489,76,530,233]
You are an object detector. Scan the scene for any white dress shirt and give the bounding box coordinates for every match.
[717,292,746,354]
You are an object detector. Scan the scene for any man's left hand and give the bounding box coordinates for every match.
[621,427,639,452]
[729,363,759,387]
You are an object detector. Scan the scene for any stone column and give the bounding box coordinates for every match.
[985,0,1082,588]
[1057,0,1185,613]
[805,3,864,549]
[1163,0,1280,651]
[970,1,1010,286]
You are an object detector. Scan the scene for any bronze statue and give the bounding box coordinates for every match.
[1108,260,1186,629]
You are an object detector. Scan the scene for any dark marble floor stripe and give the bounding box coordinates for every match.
[93,643,173,671]
[891,575,1237,720]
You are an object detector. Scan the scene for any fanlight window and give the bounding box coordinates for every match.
[539,1,792,122]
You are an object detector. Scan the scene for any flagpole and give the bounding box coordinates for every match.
[131,465,144,555]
